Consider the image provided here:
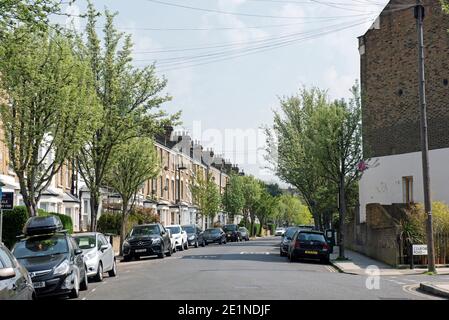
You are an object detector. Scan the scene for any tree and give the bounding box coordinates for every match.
[190,170,221,228]
[241,175,262,236]
[77,3,178,231]
[254,187,278,237]
[0,27,100,217]
[276,194,313,227]
[104,137,160,255]
[222,173,245,222]
[264,88,330,229]
[306,84,363,259]
[0,0,65,37]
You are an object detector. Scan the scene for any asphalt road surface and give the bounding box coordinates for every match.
[77,237,447,300]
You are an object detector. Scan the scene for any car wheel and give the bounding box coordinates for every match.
[202,240,206,247]
[80,267,88,291]
[185,241,189,250]
[179,243,184,251]
[321,257,330,264]
[68,274,79,299]
[219,239,222,245]
[280,250,285,257]
[94,262,103,282]
[108,259,117,277]
[195,240,199,248]
[123,255,132,262]
[158,245,165,259]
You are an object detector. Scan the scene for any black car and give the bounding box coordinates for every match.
[12,216,88,299]
[238,227,249,241]
[202,228,227,245]
[279,227,300,257]
[181,224,204,248]
[122,223,172,261]
[223,224,241,242]
[287,230,330,264]
[0,242,35,300]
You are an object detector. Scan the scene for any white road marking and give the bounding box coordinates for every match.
[91,288,96,292]
[402,284,441,300]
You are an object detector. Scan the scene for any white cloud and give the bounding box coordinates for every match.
[322,66,355,100]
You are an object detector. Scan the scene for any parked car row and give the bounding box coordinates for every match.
[280,227,331,264]
[0,215,117,300]
[121,223,250,262]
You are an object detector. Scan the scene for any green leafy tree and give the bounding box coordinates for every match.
[104,137,160,255]
[241,175,262,236]
[77,3,178,231]
[0,27,100,217]
[306,84,363,259]
[254,187,278,237]
[222,173,245,222]
[264,88,330,229]
[190,170,221,228]
[276,194,313,227]
[0,0,66,37]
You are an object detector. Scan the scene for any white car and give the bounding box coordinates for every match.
[73,232,117,282]
[165,225,188,251]
[166,229,177,253]
[275,227,286,236]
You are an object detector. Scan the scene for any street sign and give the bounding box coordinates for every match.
[1,192,14,210]
[413,244,428,256]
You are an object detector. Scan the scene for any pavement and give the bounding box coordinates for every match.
[72,236,449,300]
[330,248,449,276]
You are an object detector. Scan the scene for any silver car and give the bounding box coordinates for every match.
[73,232,117,282]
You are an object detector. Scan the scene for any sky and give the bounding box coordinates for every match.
[61,0,393,186]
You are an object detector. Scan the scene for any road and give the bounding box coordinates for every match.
[77,237,446,300]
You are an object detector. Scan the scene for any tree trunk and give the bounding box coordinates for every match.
[90,191,100,232]
[338,174,347,259]
[119,200,129,257]
[250,211,255,237]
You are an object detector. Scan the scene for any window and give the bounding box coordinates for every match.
[160,177,163,197]
[40,202,49,212]
[171,180,175,200]
[83,200,89,214]
[181,181,184,199]
[65,207,72,217]
[403,176,414,204]
[166,178,169,199]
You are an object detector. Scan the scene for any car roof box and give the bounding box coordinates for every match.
[23,216,63,236]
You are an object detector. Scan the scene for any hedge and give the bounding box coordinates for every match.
[2,206,73,249]
[2,206,28,249]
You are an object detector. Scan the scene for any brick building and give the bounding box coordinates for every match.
[358,0,449,222]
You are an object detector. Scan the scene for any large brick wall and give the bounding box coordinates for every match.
[360,0,449,158]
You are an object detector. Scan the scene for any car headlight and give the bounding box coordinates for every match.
[123,240,130,248]
[152,238,161,244]
[188,236,195,240]
[54,259,70,276]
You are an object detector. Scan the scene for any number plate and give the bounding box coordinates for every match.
[305,251,318,255]
[33,281,46,289]
[135,249,147,253]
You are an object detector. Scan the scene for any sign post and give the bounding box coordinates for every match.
[0,182,14,243]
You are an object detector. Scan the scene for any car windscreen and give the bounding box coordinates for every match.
[223,225,236,232]
[73,235,96,250]
[13,235,69,258]
[284,227,299,239]
[166,226,181,234]
[238,228,246,232]
[182,226,195,233]
[298,233,326,242]
[130,225,159,236]
[204,229,220,234]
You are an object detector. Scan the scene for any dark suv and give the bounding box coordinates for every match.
[122,223,172,261]
[12,216,88,299]
[223,224,241,242]
[287,230,330,264]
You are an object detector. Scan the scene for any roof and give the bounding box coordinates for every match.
[63,192,80,203]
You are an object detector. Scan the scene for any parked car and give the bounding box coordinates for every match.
[73,232,117,282]
[287,230,330,264]
[238,227,250,241]
[275,227,286,236]
[12,216,88,299]
[166,229,177,253]
[165,225,188,251]
[181,224,204,248]
[202,228,227,245]
[0,242,35,300]
[122,223,172,261]
[223,224,241,242]
[280,226,300,257]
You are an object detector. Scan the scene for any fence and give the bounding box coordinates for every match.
[399,233,449,266]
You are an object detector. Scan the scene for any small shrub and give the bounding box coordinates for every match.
[97,212,121,235]
[2,206,28,249]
